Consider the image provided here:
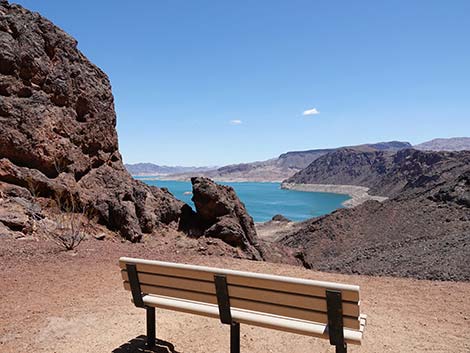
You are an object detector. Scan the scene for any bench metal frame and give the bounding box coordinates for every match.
[214,274,240,353]
[126,264,348,352]
[326,290,347,353]
[126,264,156,347]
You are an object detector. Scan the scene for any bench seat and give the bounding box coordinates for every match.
[119,257,366,352]
[141,294,367,345]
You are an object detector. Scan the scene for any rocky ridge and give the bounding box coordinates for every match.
[414,137,470,151]
[278,149,470,280]
[167,141,411,182]
[286,148,470,198]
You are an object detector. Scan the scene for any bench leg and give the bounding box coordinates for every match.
[230,322,240,353]
[146,307,156,347]
[336,343,347,353]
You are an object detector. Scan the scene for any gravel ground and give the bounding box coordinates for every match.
[1,237,469,353]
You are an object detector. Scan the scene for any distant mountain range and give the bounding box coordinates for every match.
[414,137,470,152]
[125,163,216,176]
[161,141,412,182]
[126,137,470,181]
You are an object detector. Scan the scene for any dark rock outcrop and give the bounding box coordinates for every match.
[180,177,263,260]
[271,214,291,222]
[0,1,183,241]
[286,148,470,198]
[431,170,470,207]
[278,149,470,281]
[285,148,393,191]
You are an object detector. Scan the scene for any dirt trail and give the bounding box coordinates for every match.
[0,238,469,353]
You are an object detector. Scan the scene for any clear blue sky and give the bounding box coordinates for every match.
[14,0,470,166]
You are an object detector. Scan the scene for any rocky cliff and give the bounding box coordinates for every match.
[0,1,185,241]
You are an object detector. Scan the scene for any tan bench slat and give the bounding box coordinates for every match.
[119,257,360,302]
[123,282,360,330]
[141,294,363,345]
[230,284,360,318]
[121,271,215,294]
[121,270,360,317]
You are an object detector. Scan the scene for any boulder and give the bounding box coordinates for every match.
[431,170,470,207]
[188,177,263,260]
[271,214,291,222]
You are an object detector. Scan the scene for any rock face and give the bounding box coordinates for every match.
[285,149,393,191]
[431,171,470,207]
[286,148,470,198]
[180,177,263,260]
[0,1,183,241]
[278,149,470,281]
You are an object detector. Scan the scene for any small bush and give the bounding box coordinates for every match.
[49,193,87,251]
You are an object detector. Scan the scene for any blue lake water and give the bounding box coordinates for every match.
[138,179,350,222]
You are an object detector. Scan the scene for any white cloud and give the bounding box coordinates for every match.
[302,108,320,116]
[229,119,243,125]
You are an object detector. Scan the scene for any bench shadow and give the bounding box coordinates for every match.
[112,335,183,353]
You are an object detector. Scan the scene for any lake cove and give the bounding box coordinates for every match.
[139,179,350,222]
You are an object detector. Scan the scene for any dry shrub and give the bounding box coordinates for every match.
[49,193,87,251]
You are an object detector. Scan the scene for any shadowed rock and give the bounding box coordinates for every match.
[271,214,291,222]
[182,177,263,260]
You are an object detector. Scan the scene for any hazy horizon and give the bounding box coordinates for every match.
[123,136,469,167]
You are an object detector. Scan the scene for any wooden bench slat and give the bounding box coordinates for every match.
[123,282,360,330]
[121,271,215,294]
[119,257,360,302]
[121,270,360,317]
[140,294,364,345]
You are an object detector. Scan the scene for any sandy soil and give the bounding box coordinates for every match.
[1,237,469,353]
[256,221,303,242]
[281,183,388,207]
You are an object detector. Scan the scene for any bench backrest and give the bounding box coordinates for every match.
[119,257,361,330]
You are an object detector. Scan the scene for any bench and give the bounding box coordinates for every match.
[119,257,366,353]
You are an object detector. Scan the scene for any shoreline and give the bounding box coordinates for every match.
[134,175,285,183]
[281,182,388,208]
